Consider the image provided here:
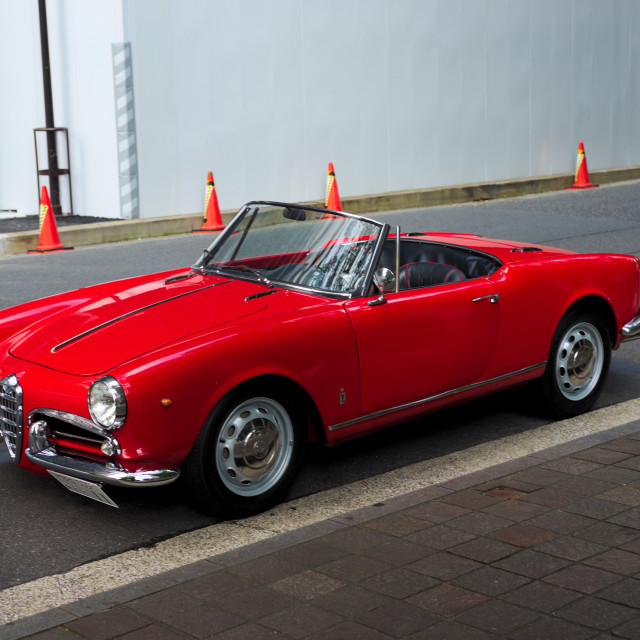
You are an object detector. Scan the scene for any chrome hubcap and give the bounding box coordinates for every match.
[555,322,603,401]
[216,397,294,497]
[567,339,595,385]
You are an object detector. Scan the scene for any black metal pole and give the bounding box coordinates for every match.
[38,0,62,215]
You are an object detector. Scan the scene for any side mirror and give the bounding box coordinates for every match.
[374,268,396,293]
[368,268,396,306]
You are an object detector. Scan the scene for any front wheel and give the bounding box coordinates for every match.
[539,309,611,418]
[185,388,306,518]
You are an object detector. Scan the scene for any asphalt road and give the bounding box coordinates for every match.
[1,181,639,590]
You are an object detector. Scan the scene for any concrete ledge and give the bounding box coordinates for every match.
[337,165,640,215]
[2,166,639,257]
[0,213,210,256]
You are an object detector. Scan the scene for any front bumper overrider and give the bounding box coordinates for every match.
[622,314,640,341]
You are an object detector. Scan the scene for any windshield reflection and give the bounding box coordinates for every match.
[198,202,385,295]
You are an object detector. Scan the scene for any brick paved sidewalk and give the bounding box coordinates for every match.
[4,420,640,640]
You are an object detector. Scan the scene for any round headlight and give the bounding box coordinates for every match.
[88,376,127,429]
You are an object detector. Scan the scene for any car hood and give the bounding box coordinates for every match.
[8,271,274,376]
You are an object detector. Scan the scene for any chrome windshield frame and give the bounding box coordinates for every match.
[194,201,390,299]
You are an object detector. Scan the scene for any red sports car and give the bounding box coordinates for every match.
[1,202,639,516]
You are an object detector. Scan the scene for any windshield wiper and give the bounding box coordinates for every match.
[210,263,272,288]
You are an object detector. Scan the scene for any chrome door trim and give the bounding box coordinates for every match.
[328,362,546,432]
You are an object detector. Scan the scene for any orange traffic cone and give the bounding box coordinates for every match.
[324,162,342,211]
[27,186,73,253]
[567,141,598,190]
[193,171,225,232]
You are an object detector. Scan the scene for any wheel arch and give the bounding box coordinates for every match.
[183,372,320,517]
[217,373,327,445]
[538,294,614,419]
[562,295,617,347]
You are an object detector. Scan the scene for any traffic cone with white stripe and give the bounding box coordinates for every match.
[567,141,598,190]
[194,171,225,232]
[324,162,342,211]
[27,186,73,253]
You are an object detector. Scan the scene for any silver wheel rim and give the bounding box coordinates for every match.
[555,321,604,401]
[215,397,294,497]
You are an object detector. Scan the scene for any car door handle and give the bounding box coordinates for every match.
[473,294,500,304]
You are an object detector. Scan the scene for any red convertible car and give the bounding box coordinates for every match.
[1,202,639,516]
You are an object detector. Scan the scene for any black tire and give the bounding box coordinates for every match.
[184,385,306,518]
[539,308,611,419]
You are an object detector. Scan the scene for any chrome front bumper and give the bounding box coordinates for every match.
[25,409,180,488]
[622,314,640,341]
[25,446,180,487]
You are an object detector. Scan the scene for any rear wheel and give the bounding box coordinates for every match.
[540,309,611,418]
[185,387,306,518]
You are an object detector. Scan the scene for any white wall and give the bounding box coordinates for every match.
[2,0,639,218]
[0,0,47,216]
[125,0,640,218]
[0,0,124,217]
[48,1,125,218]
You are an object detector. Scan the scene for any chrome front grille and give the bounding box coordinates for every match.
[1,374,23,462]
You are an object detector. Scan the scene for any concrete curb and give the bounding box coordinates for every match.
[2,166,639,257]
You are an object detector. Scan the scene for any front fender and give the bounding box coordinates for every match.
[111,302,361,467]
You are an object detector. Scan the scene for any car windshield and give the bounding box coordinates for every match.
[196,202,387,296]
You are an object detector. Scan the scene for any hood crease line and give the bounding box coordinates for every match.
[51,280,231,354]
